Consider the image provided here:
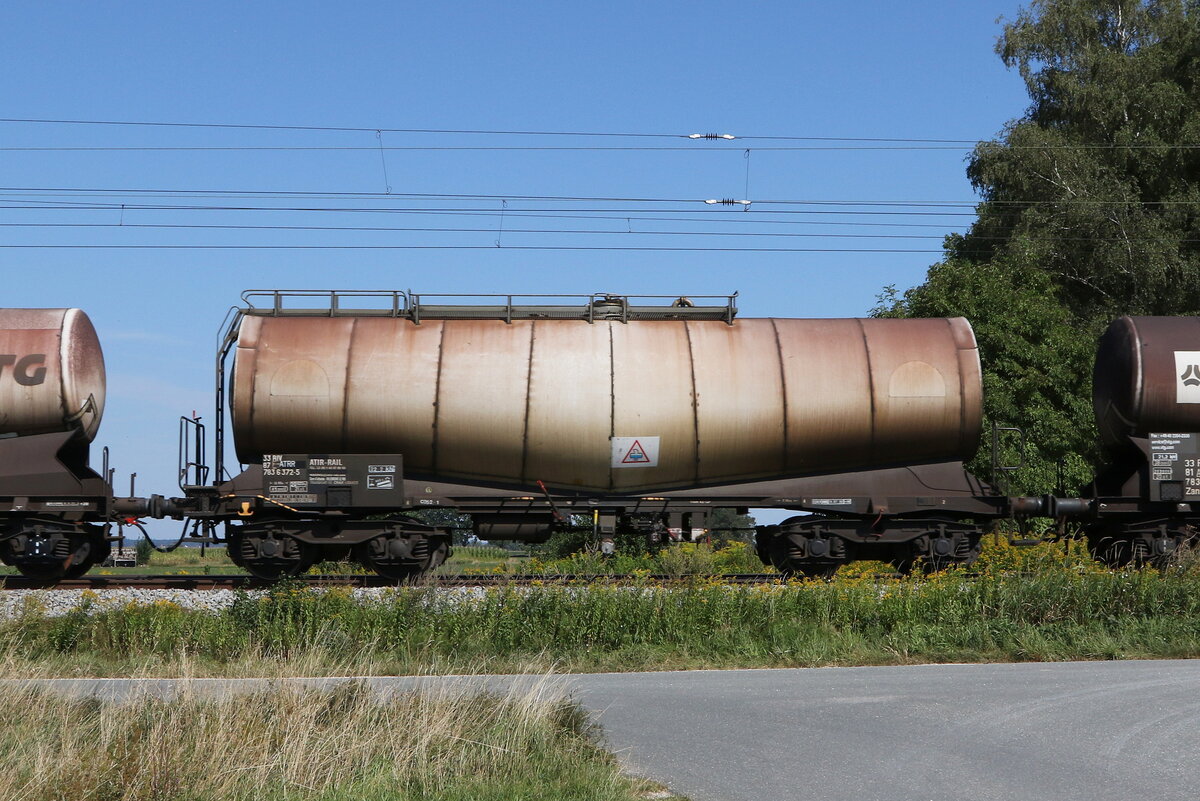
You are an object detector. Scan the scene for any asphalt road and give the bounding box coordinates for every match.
[15,660,1200,801]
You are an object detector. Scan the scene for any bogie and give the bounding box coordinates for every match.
[0,519,107,581]
[1084,522,1197,569]
[228,529,317,580]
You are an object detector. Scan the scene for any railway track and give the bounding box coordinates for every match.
[0,573,789,591]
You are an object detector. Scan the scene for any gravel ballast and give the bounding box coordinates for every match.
[0,588,414,618]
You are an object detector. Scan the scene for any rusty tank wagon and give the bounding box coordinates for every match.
[166,290,1018,579]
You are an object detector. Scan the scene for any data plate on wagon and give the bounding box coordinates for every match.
[1148,434,1200,501]
[262,454,404,507]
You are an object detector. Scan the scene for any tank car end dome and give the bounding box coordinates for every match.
[0,308,106,442]
[1094,315,1200,452]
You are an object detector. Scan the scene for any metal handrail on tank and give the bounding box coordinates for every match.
[212,305,246,485]
[240,289,738,324]
[178,415,209,491]
[408,291,737,324]
[241,289,412,317]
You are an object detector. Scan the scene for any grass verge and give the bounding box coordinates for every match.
[2,560,1200,677]
[0,675,672,801]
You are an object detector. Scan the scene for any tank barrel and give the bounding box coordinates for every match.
[230,310,984,494]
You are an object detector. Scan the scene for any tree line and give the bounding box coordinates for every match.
[875,0,1200,491]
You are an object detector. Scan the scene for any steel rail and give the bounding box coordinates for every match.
[0,573,793,591]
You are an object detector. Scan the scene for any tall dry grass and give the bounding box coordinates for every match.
[0,672,657,801]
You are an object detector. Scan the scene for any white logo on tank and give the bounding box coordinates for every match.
[1175,351,1200,403]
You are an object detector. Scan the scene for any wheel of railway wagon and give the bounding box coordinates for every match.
[63,537,110,579]
[355,531,449,581]
[62,534,110,577]
[235,532,317,580]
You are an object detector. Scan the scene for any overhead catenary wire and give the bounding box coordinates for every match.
[0,242,1178,256]
[8,119,1187,261]
[2,221,1192,243]
[0,202,981,217]
[1,117,1196,149]
[0,198,965,227]
[0,244,957,252]
[0,221,964,238]
[5,142,1200,151]
[0,184,989,205]
[0,116,984,141]
[1,185,1193,207]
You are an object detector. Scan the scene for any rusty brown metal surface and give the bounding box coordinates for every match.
[231,315,983,492]
[0,308,105,442]
[345,318,443,465]
[434,321,532,480]
[1094,316,1200,450]
[524,321,612,488]
[861,317,980,465]
[610,321,697,489]
[774,318,874,472]
[688,319,786,481]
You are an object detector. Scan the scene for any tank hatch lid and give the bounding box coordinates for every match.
[240,290,738,324]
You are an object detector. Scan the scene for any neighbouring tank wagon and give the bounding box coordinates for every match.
[164,291,1013,579]
[1093,315,1200,452]
[1082,316,1200,564]
[0,309,165,580]
[0,308,105,442]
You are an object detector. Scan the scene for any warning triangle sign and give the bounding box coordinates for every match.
[621,440,650,464]
[611,436,659,468]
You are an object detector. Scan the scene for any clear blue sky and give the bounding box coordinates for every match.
[1,1,1032,526]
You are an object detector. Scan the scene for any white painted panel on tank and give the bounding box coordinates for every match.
[888,361,946,397]
[270,359,329,396]
[864,318,961,464]
[1175,351,1200,403]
